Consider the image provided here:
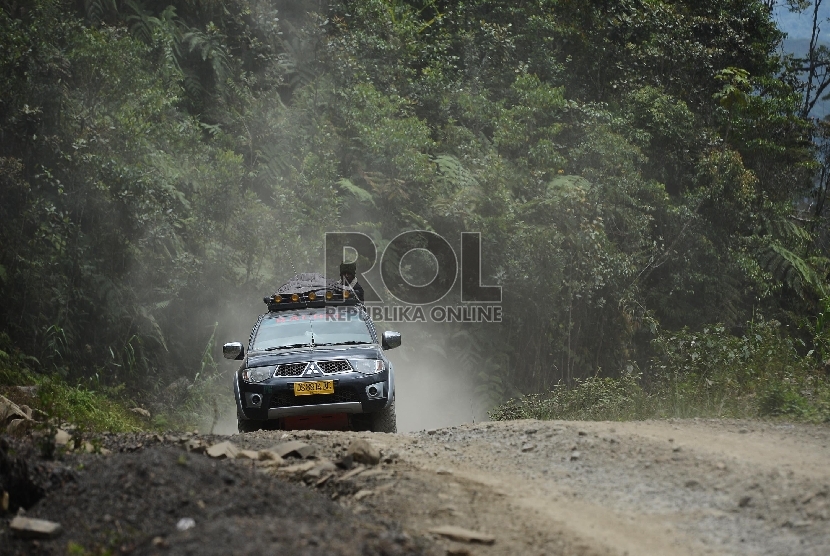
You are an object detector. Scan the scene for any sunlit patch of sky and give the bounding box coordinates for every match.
[774,2,830,118]
[774,4,828,41]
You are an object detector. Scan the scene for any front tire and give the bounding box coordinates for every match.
[238,419,262,433]
[370,399,397,433]
[237,408,262,433]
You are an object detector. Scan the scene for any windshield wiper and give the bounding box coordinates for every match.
[314,341,373,347]
[262,343,311,351]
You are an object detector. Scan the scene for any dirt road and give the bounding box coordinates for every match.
[246,419,830,556]
[3,419,829,555]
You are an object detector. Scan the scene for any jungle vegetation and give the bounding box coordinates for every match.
[2,0,830,426]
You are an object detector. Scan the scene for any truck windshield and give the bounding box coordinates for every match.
[252,308,373,351]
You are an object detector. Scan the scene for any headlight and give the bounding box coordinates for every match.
[242,366,273,383]
[350,359,385,374]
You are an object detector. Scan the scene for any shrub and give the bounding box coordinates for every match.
[491,319,830,423]
[489,370,652,421]
[1,333,141,432]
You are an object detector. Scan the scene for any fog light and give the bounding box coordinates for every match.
[308,292,317,301]
[245,392,264,407]
[291,293,299,302]
[365,382,384,399]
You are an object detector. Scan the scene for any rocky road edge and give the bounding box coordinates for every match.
[0,424,549,556]
[0,430,442,556]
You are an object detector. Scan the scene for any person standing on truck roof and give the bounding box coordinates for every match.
[340,262,364,302]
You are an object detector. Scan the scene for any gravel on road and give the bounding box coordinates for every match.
[2,418,829,556]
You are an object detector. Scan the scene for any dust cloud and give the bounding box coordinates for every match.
[392,357,487,432]
[197,298,268,436]
[386,322,491,432]
[205,392,241,436]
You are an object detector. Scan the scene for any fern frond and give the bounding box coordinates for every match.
[277,20,319,91]
[84,0,116,25]
[432,154,481,219]
[125,0,158,44]
[182,69,205,99]
[764,217,813,244]
[256,144,291,182]
[759,242,828,299]
[434,154,480,190]
[181,26,233,89]
[337,179,376,207]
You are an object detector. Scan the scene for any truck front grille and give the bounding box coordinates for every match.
[274,363,306,377]
[318,360,352,374]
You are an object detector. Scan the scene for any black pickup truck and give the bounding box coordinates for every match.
[224,273,401,433]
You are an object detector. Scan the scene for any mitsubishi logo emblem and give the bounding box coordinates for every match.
[303,362,322,377]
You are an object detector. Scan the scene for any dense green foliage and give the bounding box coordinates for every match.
[491,320,830,421]
[1,0,829,421]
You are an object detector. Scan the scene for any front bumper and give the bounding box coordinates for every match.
[268,401,363,418]
[237,370,390,421]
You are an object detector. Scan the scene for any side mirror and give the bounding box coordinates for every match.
[223,342,245,360]
[381,331,401,350]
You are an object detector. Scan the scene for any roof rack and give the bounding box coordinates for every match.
[262,272,361,312]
